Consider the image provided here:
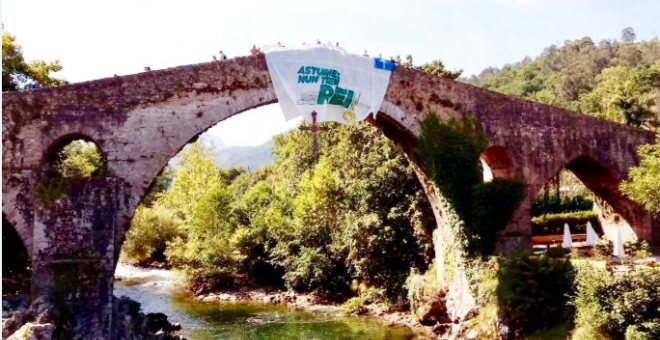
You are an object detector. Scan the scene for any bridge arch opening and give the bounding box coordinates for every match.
[2,213,32,295]
[480,146,516,182]
[116,103,437,299]
[44,133,107,178]
[531,154,643,251]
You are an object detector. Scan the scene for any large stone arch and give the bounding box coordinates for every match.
[530,153,655,243]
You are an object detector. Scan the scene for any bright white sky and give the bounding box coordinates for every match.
[2,0,659,146]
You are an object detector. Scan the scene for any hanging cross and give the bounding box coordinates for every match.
[299,111,329,154]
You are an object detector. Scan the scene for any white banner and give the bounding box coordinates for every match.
[264,44,395,124]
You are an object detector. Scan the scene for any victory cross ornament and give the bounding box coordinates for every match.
[299,111,329,155]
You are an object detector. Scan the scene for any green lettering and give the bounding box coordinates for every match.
[299,75,320,83]
[298,66,306,74]
[305,66,312,75]
[330,87,347,106]
[343,90,354,108]
[317,85,334,104]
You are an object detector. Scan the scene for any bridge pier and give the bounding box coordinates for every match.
[32,178,122,340]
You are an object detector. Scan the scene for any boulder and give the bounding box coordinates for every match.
[415,292,450,326]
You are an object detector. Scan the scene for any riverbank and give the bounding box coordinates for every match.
[114,263,434,339]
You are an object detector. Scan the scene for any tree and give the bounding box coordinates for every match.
[419,60,463,80]
[56,140,104,178]
[160,142,222,220]
[620,138,660,217]
[580,64,658,126]
[472,34,660,127]
[621,27,636,43]
[2,27,66,91]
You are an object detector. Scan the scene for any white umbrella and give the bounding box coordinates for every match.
[586,222,598,246]
[562,223,572,249]
[613,228,625,257]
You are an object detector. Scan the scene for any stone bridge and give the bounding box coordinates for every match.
[2,54,658,339]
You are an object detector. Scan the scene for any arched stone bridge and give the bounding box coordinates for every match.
[2,54,657,339]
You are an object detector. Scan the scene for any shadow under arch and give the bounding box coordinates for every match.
[553,154,652,242]
[2,213,32,295]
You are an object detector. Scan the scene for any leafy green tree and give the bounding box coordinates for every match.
[272,157,349,292]
[580,64,659,126]
[160,142,222,220]
[166,182,240,291]
[121,204,182,264]
[621,139,660,216]
[55,140,104,178]
[142,166,174,207]
[2,28,66,91]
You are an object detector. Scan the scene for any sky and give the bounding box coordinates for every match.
[2,0,659,147]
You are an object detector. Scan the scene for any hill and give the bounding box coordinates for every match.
[213,140,274,171]
[464,30,660,128]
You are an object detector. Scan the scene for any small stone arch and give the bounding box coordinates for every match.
[43,133,108,178]
[480,146,517,182]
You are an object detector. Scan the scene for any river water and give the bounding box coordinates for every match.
[114,264,419,340]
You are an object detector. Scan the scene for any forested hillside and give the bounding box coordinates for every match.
[465,29,660,128]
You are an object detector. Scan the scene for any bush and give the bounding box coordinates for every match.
[624,320,660,340]
[341,297,367,315]
[545,245,569,259]
[406,265,446,323]
[593,237,614,258]
[497,254,575,336]
[573,264,660,340]
[626,240,651,259]
[531,211,601,236]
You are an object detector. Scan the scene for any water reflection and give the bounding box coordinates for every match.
[114,266,417,340]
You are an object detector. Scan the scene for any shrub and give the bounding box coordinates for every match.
[624,320,660,340]
[497,254,575,336]
[406,264,445,322]
[626,240,651,259]
[593,237,614,258]
[341,297,367,315]
[545,245,570,259]
[573,264,660,340]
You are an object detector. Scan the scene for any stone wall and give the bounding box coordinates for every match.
[30,178,127,340]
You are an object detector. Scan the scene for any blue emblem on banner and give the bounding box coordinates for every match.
[373,58,396,72]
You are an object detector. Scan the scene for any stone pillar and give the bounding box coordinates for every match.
[498,192,533,256]
[32,178,121,340]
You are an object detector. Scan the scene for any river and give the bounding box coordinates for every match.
[114,264,421,340]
